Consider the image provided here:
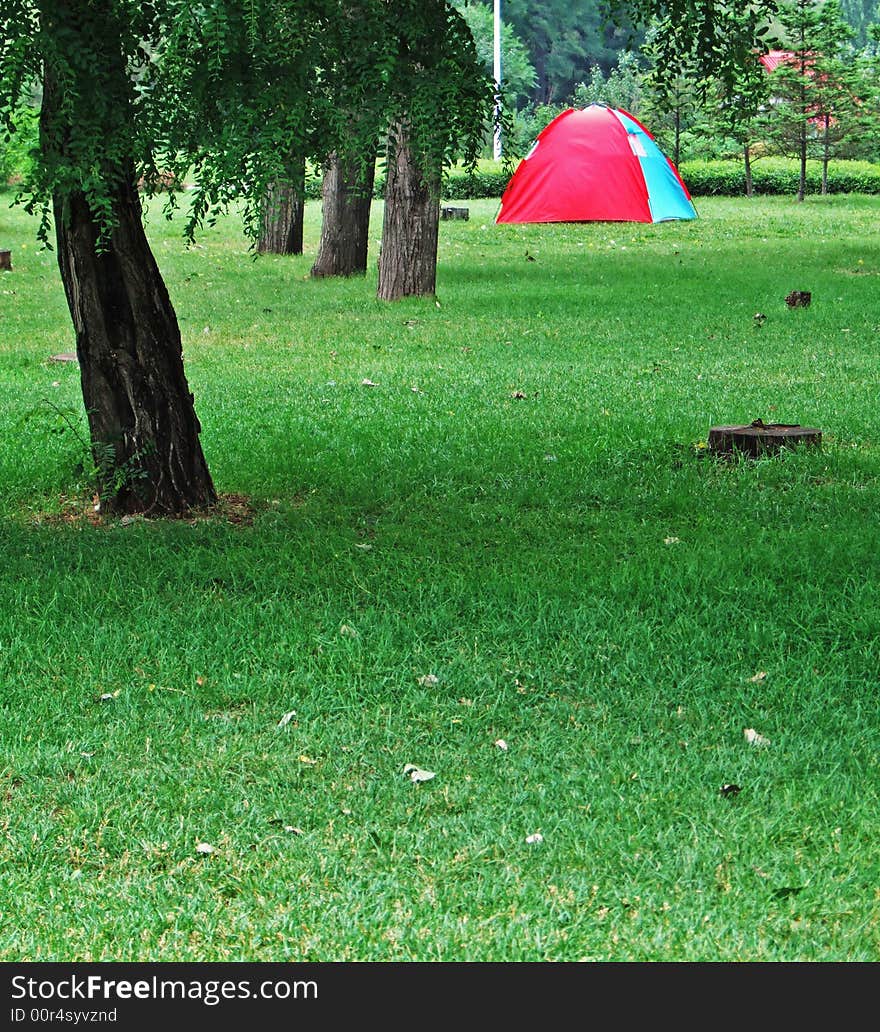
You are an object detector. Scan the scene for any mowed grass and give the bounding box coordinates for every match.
[0,192,878,961]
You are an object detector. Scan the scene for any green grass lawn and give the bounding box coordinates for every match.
[0,192,878,961]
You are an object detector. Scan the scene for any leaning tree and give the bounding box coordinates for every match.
[0,0,227,515]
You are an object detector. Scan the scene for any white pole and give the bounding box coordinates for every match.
[493,0,502,160]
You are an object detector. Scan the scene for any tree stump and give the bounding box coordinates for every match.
[0,250,11,271]
[441,207,469,220]
[708,419,822,457]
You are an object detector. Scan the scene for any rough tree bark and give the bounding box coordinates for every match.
[258,164,305,255]
[53,180,216,516]
[310,150,376,278]
[377,121,440,301]
[43,61,215,517]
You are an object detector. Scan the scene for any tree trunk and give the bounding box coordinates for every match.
[743,143,754,198]
[40,22,215,517]
[673,106,681,168]
[258,169,304,255]
[822,116,830,196]
[310,150,376,278]
[53,180,216,516]
[377,122,440,301]
[797,78,808,203]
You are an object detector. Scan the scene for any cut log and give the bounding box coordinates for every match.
[0,250,11,271]
[708,419,822,457]
[441,207,469,220]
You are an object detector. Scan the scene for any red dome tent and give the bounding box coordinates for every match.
[496,104,697,225]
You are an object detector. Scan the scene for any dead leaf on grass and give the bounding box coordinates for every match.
[403,764,436,783]
[749,671,767,683]
[744,727,770,747]
[277,710,297,728]
[525,832,544,844]
[417,673,439,687]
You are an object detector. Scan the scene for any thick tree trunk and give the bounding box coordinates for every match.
[310,150,376,278]
[377,122,441,301]
[743,143,754,198]
[53,180,216,516]
[39,6,215,517]
[258,170,304,255]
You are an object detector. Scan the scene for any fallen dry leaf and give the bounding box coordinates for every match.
[744,727,770,747]
[749,671,768,683]
[339,624,358,638]
[298,755,318,766]
[417,673,439,687]
[664,536,681,545]
[403,764,436,783]
[361,378,378,387]
[277,710,297,728]
[525,832,544,844]
[195,842,215,855]
[494,739,509,751]
[284,826,304,835]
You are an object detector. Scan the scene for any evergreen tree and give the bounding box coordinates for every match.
[762,0,862,200]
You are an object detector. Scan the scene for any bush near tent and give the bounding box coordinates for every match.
[678,158,880,196]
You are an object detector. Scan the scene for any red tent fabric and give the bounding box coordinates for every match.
[496,105,695,225]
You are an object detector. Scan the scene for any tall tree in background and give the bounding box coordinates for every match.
[762,0,856,200]
[453,0,538,105]
[706,9,771,197]
[572,50,643,113]
[640,17,705,165]
[504,0,638,102]
[806,0,863,192]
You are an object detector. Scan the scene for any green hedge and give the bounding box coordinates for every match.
[371,159,880,201]
[303,167,510,201]
[672,158,880,197]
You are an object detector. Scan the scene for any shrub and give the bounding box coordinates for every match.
[678,158,880,196]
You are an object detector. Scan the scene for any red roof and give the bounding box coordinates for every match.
[759,50,795,73]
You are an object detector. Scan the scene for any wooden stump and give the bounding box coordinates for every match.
[708,419,822,457]
[0,250,11,271]
[441,207,469,221]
